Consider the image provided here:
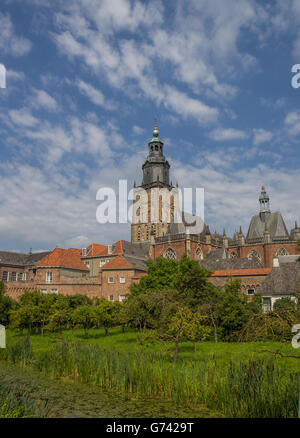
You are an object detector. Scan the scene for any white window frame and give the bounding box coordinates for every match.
[120,277,125,283]
[50,289,58,294]
[46,271,53,284]
[119,295,126,302]
[108,277,114,283]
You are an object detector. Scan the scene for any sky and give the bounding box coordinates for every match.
[0,0,300,253]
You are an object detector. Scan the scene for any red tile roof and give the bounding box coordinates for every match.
[211,268,271,277]
[35,248,89,271]
[102,255,134,270]
[132,273,147,279]
[82,240,123,258]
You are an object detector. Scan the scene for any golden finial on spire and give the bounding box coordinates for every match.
[153,116,159,137]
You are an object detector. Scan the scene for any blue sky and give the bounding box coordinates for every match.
[1,0,300,252]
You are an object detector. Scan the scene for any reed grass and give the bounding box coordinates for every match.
[2,336,300,417]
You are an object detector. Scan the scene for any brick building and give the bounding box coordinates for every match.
[3,123,300,301]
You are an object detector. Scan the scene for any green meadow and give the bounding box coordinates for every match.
[2,327,300,418]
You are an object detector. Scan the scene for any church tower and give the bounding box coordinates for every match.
[131,123,179,243]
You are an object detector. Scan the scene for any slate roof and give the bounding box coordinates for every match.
[0,250,50,266]
[200,248,262,271]
[35,248,88,271]
[246,211,290,242]
[167,211,205,235]
[256,263,300,296]
[82,240,150,259]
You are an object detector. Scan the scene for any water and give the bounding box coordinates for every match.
[0,361,221,418]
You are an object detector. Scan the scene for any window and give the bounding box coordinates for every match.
[19,273,23,281]
[247,250,262,263]
[24,272,28,280]
[99,260,106,267]
[119,295,126,302]
[50,289,58,294]
[11,272,17,281]
[108,277,114,283]
[108,295,114,301]
[275,247,289,257]
[195,247,203,260]
[2,271,8,282]
[46,271,52,283]
[85,261,90,268]
[247,289,255,295]
[41,289,47,294]
[230,251,238,259]
[163,248,177,260]
[120,277,125,283]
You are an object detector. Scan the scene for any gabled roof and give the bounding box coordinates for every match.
[102,255,147,272]
[35,248,88,271]
[82,240,150,259]
[256,263,300,296]
[102,255,134,270]
[246,211,290,242]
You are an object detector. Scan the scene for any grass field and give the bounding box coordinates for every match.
[6,327,300,375]
[3,327,300,417]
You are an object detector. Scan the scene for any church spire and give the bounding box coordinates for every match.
[141,122,171,188]
[259,185,270,213]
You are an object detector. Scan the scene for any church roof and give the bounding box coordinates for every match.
[167,211,205,235]
[246,211,290,242]
[200,252,262,271]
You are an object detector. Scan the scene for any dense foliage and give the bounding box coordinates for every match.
[2,254,300,361]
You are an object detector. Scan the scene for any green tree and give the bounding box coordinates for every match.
[273,297,296,312]
[47,308,71,335]
[166,305,211,361]
[66,294,93,309]
[218,279,250,341]
[0,281,16,326]
[9,305,37,334]
[95,299,120,335]
[71,305,97,338]
[130,257,179,295]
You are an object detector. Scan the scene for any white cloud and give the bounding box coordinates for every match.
[132,125,144,135]
[209,127,248,141]
[164,86,218,125]
[9,108,39,127]
[32,89,58,111]
[285,111,300,136]
[253,128,273,146]
[0,13,32,56]
[76,79,115,110]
